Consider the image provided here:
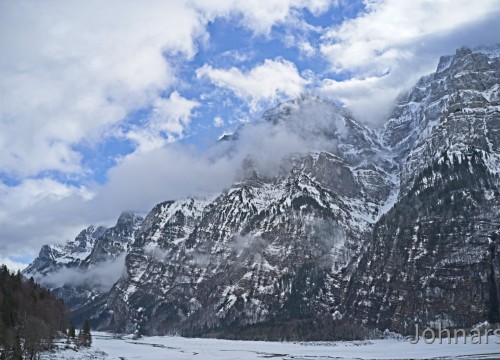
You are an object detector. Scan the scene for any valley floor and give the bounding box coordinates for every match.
[40,332,500,360]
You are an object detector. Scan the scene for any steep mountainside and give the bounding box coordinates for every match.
[342,46,500,333]
[100,98,397,335]
[23,212,143,312]
[24,225,107,276]
[25,45,500,338]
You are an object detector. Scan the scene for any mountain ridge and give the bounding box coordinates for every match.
[24,45,500,338]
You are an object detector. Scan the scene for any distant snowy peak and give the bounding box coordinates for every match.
[70,225,108,258]
[436,54,453,73]
[384,45,500,144]
[24,212,143,276]
[218,132,234,141]
[262,95,350,123]
[262,96,389,166]
[82,212,144,267]
[382,45,500,194]
[24,225,108,276]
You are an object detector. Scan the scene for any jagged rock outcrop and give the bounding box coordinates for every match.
[23,212,143,313]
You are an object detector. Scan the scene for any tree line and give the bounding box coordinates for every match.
[0,265,92,359]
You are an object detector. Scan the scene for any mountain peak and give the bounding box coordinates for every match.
[455,46,473,57]
[117,211,142,224]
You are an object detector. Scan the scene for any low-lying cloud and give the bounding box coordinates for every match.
[38,254,126,292]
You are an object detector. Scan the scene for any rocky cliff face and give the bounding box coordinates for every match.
[25,45,500,337]
[342,45,500,333]
[23,212,143,313]
[99,98,397,335]
[24,225,107,276]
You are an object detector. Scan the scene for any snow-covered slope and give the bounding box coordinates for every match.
[23,212,143,313]
[341,45,500,333]
[41,332,500,360]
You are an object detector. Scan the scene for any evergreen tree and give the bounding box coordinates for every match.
[78,320,92,347]
[11,334,22,360]
[83,320,92,346]
[0,265,67,357]
[69,323,76,339]
[0,317,5,348]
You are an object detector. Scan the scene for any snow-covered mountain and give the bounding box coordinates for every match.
[25,45,500,338]
[24,212,143,312]
[97,97,397,336]
[341,45,500,334]
[24,225,107,276]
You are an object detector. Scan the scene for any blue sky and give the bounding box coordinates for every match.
[0,0,499,270]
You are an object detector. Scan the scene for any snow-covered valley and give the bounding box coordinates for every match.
[42,332,500,359]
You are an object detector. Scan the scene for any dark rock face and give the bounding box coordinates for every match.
[342,152,500,333]
[342,46,500,333]
[25,45,500,337]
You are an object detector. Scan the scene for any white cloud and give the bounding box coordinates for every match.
[298,41,317,57]
[0,0,209,177]
[127,92,199,153]
[0,257,28,272]
[196,59,309,111]
[319,75,400,126]
[213,116,225,128]
[0,178,94,257]
[0,178,92,222]
[0,0,337,179]
[220,50,253,63]
[321,0,500,74]
[193,0,333,36]
[39,254,126,292]
[319,0,500,124]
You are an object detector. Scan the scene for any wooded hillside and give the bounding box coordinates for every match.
[0,265,67,359]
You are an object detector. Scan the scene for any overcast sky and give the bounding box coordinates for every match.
[1,0,499,271]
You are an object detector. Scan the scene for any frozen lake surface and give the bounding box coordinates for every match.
[41,332,500,359]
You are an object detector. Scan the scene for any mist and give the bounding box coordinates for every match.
[38,254,126,292]
[95,98,345,211]
[0,98,348,258]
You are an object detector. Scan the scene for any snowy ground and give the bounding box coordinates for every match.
[41,332,500,359]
